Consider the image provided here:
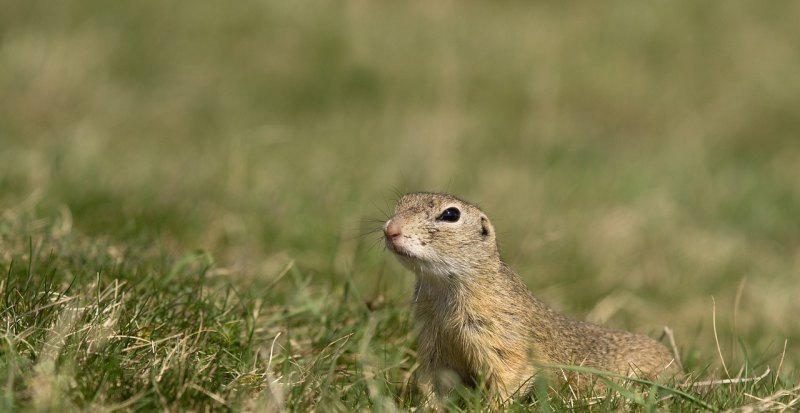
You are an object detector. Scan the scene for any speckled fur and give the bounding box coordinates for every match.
[384,192,678,401]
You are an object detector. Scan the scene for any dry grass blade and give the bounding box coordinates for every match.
[724,384,800,413]
[688,367,771,388]
[712,297,732,379]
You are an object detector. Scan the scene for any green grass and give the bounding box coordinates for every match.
[2,0,800,410]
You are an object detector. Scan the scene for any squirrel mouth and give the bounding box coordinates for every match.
[386,240,415,259]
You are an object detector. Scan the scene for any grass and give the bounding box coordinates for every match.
[2,0,800,410]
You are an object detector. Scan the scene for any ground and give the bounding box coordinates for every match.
[1,0,799,411]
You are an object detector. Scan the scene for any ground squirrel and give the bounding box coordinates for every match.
[383,192,678,401]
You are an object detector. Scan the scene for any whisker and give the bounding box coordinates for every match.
[388,185,404,200]
[370,199,392,221]
[360,218,386,225]
[355,228,382,239]
[366,234,385,252]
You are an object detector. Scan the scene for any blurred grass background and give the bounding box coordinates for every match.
[2,0,800,410]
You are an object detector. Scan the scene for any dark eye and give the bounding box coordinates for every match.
[437,207,460,222]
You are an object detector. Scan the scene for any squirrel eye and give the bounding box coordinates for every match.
[437,207,460,222]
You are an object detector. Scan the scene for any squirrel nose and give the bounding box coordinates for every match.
[384,221,402,239]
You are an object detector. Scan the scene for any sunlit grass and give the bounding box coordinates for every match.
[2,0,799,410]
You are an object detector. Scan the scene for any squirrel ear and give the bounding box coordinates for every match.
[480,216,491,239]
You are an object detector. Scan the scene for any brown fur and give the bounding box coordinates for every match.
[384,192,678,401]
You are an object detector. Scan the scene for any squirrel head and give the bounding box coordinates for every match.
[384,192,499,280]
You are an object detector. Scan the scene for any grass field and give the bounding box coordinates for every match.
[2,0,800,411]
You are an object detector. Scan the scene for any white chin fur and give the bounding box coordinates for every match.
[391,241,467,279]
[397,255,455,278]
[390,239,468,277]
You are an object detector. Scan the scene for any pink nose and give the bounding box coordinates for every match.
[384,221,401,239]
